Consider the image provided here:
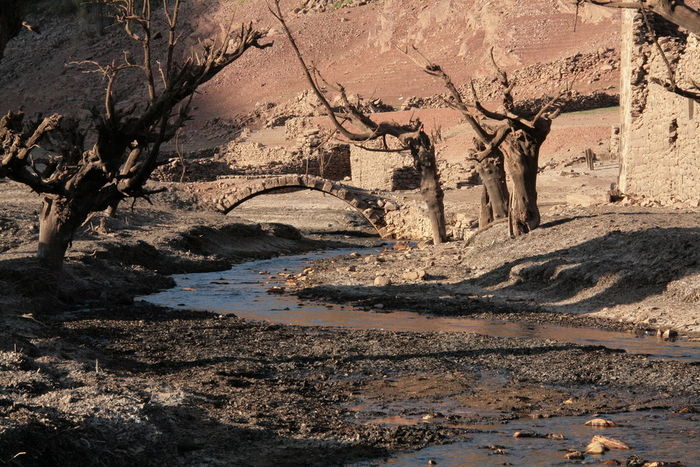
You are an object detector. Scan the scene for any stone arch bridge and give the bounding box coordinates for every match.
[213,175,404,238]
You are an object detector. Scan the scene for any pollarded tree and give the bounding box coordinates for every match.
[270,0,447,244]
[0,0,271,269]
[404,47,565,235]
[468,58,566,236]
[401,47,511,229]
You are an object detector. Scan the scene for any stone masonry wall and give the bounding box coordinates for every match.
[619,11,700,206]
[350,145,420,191]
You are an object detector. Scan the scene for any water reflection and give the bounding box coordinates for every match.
[143,249,700,362]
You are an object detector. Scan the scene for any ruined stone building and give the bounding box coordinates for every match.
[618,11,699,206]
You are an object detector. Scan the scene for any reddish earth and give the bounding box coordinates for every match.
[0,0,620,136]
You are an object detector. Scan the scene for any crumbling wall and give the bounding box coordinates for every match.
[619,11,700,206]
[349,145,420,190]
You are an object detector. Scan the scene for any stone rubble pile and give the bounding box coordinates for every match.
[293,0,378,14]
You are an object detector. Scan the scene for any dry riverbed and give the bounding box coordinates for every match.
[1,180,699,466]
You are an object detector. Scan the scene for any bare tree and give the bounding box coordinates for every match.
[0,0,271,269]
[468,57,565,236]
[400,47,511,229]
[270,0,447,244]
[404,47,564,235]
[577,0,700,36]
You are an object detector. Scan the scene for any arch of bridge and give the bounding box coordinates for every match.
[215,175,397,238]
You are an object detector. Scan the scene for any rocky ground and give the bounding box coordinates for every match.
[0,3,698,465]
[0,177,698,466]
[295,205,700,336]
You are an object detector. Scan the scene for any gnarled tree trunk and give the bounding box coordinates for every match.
[502,121,551,236]
[475,148,509,228]
[37,196,87,270]
[409,133,447,244]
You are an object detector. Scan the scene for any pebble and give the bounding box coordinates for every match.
[374,276,391,287]
[565,450,585,460]
[585,418,618,427]
[401,269,427,281]
[592,435,630,450]
[585,441,608,454]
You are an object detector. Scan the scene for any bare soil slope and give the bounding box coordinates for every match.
[0,0,619,136]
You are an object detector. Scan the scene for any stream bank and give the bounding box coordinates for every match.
[0,195,698,466]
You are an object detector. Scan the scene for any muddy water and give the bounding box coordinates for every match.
[348,411,700,466]
[143,248,700,362]
[142,248,700,466]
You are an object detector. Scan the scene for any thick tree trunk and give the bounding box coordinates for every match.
[505,150,540,236]
[419,163,447,245]
[475,152,509,229]
[411,135,447,244]
[503,128,547,236]
[37,196,85,270]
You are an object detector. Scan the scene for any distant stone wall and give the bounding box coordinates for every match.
[219,134,351,181]
[349,146,420,191]
[618,11,700,206]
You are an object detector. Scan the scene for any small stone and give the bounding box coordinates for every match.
[181,287,196,292]
[266,286,285,294]
[402,269,427,281]
[565,451,585,460]
[347,265,357,272]
[547,433,566,440]
[384,201,398,211]
[601,459,621,465]
[513,431,535,438]
[585,441,608,454]
[592,435,630,450]
[349,252,361,257]
[428,460,437,465]
[585,418,618,427]
[374,276,391,287]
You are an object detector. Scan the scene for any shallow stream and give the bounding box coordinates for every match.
[142,247,700,466]
[143,248,700,362]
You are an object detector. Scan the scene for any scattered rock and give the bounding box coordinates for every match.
[373,276,391,287]
[656,329,678,340]
[181,287,197,292]
[401,269,427,281]
[266,287,285,294]
[586,441,609,454]
[384,201,398,211]
[585,418,618,427]
[565,450,585,460]
[592,435,630,450]
[674,405,698,414]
